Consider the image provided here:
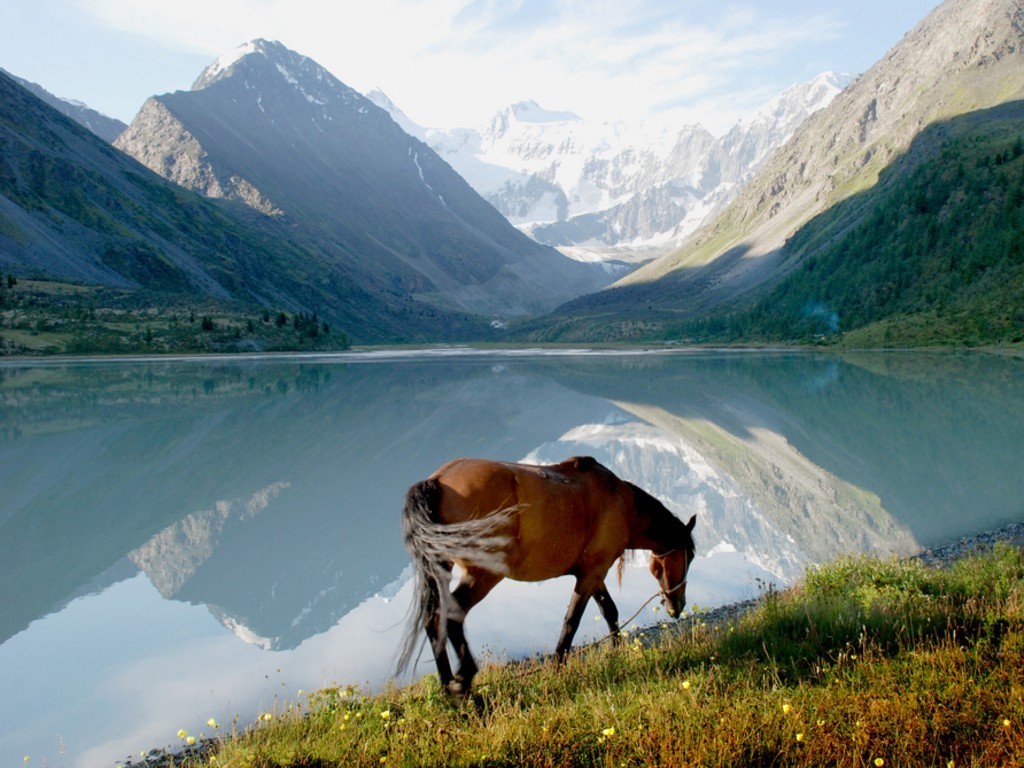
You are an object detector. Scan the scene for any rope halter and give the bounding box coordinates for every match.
[651,548,690,605]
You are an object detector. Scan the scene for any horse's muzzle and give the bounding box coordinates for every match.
[662,593,685,619]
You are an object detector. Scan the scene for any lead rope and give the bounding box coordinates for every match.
[598,577,687,644]
[500,583,684,682]
[598,591,662,643]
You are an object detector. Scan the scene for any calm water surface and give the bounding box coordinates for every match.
[2,349,1023,767]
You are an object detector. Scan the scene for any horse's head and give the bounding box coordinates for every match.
[649,514,696,619]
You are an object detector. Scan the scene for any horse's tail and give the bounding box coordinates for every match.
[396,478,517,677]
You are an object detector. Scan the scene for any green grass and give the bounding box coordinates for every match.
[171,544,1024,768]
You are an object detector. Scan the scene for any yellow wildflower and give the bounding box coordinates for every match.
[177,730,188,740]
[796,733,804,742]
[207,718,219,729]
[874,759,884,767]
[380,709,392,720]
[601,727,616,738]
[186,737,196,746]
[782,704,792,715]
[681,680,691,690]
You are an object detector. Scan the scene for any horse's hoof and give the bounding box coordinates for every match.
[446,680,468,702]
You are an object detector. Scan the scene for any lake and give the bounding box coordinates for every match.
[2,348,1023,767]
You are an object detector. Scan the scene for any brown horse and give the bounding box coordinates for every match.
[396,456,697,697]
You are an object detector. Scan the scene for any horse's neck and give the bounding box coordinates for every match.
[628,500,674,553]
[630,525,667,552]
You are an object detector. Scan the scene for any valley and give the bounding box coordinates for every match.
[2,0,1024,354]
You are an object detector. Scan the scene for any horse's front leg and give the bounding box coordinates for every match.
[593,582,621,642]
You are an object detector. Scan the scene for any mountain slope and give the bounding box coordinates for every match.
[691,103,1024,345]
[1,69,128,142]
[0,69,463,343]
[115,40,609,317]
[386,73,847,262]
[535,0,1024,341]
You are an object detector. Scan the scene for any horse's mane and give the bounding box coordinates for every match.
[615,482,695,584]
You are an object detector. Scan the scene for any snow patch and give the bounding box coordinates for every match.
[275,63,299,87]
[411,151,448,209]
[222,615,275,650]
[201,41,261,83]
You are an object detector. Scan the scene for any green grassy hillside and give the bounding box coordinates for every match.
[170,545,1024,768]
[0,70,492,347]
[671,104,1024,346]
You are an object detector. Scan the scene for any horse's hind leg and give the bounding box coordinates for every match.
[424,564,455,690]
[447,568,502,698]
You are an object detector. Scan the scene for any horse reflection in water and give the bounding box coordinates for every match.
[397,456,697,699]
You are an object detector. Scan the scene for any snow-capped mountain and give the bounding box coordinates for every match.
[115,39,609,321]
[370,73,850,263]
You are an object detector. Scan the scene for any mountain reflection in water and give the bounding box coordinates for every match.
[1,350,1023,768]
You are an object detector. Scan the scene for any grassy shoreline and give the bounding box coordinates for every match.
[4,279,1024,359]
[0,279,351,356]
[157,541,1024,768]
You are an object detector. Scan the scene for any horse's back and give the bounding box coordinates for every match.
[426,456,633,580]
[429,456,616,518]
[424,458,520,528]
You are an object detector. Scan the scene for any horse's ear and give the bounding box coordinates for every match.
[686,514,696,532]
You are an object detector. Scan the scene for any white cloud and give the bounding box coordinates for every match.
[73,0,844,131]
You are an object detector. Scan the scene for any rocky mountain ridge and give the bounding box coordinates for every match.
[0,68,489,343]
[1,68,128,142]
[621,0,1024,295]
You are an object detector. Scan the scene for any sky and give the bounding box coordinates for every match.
[1,0,942,135]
